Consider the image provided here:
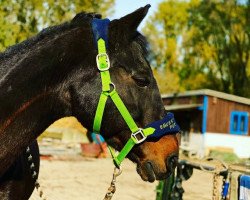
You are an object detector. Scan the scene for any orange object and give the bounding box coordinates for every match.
[80,142,108,158]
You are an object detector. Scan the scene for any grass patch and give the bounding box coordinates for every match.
[209,150,241,164]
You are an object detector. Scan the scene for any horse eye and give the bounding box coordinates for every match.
[132,75,150,87]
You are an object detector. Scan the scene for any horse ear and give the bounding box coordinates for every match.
[117,4,151,32]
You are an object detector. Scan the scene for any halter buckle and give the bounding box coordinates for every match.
[131,128,146,144]
[96,53,110,71]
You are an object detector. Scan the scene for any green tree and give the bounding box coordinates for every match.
[144,0,250,97]
[0,0,114,51]
[153,68,184,94]
[185,0,250,96]
[144,0,198,93]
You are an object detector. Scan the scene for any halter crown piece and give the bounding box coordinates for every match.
[92,18,180,168]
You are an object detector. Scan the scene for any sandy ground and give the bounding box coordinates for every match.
[29,156,215,200]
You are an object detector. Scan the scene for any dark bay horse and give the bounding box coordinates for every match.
[0,5,180,200]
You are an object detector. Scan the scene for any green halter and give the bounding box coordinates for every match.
[93,38,155,168]
[91,18,181,168]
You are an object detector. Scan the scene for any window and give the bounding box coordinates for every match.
[230,111,249,135]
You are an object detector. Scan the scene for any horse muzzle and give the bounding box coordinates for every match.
[133,131,181,182]
[136,153,179,183]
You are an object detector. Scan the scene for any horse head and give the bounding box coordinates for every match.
[0,5,180,184]
[69,5,180,182]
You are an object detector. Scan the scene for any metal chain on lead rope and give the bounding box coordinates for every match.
[27,144,121,200]
[103,167,122,200]
[26,147,47,200]
[212,168,221,200]
[199,157,228,200]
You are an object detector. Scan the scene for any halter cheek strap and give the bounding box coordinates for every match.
[91,18,180,168]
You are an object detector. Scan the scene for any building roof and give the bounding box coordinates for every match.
[162,89,250,105]
[165,104,203,111]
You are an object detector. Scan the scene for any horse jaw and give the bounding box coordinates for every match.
[107,133,180,182]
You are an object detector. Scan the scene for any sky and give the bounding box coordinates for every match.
[111,0,163,29]
[111,0,248,25]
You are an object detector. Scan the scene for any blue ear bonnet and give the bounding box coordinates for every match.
[92,18,110,49]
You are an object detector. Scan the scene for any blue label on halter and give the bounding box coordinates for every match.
[92,18,110,49]
[146,112,180,139]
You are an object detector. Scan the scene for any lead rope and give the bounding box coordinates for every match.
[26,147,47,200]
[103,167,122,200]
[212,166,221,200]
[27,145,120,200]
[199,157,228,200]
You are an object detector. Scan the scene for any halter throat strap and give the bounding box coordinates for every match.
[91,18,180,168]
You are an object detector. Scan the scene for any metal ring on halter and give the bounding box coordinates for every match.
[113,166,122,177]
[109,82,116,93]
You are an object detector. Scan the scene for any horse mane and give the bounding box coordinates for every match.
[0,12,149,58]
[0,11,150,73]
[0,12,101,60]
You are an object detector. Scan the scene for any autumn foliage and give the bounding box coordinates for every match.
[144,0,250,97]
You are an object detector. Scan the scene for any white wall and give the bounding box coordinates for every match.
[181,132,205,158]
[205,132,250,158]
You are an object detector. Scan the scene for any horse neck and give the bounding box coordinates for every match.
[0,25,96,176]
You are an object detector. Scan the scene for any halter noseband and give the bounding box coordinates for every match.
[91,18,180,168]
